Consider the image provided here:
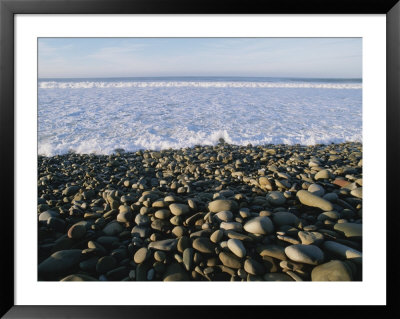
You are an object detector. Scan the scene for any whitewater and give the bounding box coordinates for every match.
[38,77,362,156]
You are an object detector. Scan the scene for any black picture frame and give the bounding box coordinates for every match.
[1,0,399,317]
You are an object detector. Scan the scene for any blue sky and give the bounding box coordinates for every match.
[38,38,362,78]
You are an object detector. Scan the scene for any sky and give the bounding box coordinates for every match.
[38,38,362,79]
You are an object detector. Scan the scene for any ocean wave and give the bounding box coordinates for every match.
[38,82,362,156]
[38,81,362,90]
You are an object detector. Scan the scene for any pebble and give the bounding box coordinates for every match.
[263,273,294,281]
[218,252,242,269]
[243,216,274,235]
[227,239,246,258]
[96,256,117,274]
[169,203,190,216]
[39,210,59,223]
[214,210,233,222]
[272,212,299,227]
[244,258,264,275]
[148,239,178,251]
[192,238,215,254]
[308,184,325,197]
[296,190,334,211]
[210,230,224,243]
[38,249,82,277]
[38,142,362,282]
[350,187,362,198]
[257,244,287,260]
[135,214,150,226]
[208,199,238,213]
[333,223,362,239]
[298,231,324,245]
[323,241,362,262]
[183,248,194,271]
[311,260,353,281]
[314,169,333,180]
[134,247,150,264]
[154,250,166,262]
[284,244,324,265]
[155,209,170,219]
[131,225,150,238]
[102,221,124,236]
[163,263,190,281]
[220,221,243,232]
[67,224,86,239]
[266,191,286,206]
[317,211,340,221]
[117,210,133,223]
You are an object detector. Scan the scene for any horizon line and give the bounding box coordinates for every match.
[38,75,363,80]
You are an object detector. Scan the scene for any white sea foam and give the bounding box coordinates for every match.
[38,81,362,90]
[38,80,362,156]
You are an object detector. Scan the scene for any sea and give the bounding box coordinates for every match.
[38,76,362,156]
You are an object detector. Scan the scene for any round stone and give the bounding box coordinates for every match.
[219,221,243,232]
[266,191,286,206]
[154,250,166,262]
[314,169,333,181]
[134,247,150,264]
[79,257,99,272]
[47,217,65,232]
[350,187,362,198]
[183,248,194,271]
[323,193,338,202]
[210,230,224,243]
[208,199,238,213]
[38,249,82,276]
[214,210,233,222]
[131,225,151,238]
[172,226,186,237]
[135,214,150,226]
[259,176,272,189]
[117,210,133,223]
[284,244,324,265]
[67,224,86,239]
[317,211,340,221]
[62,185,80,196]
[60,274,97,281]
[323,241,362,262]
[298,231,324,245]
[311,260,353,281]
[218,252,242,269]
[96,256,117,274]
[243,216,274,235]
[118,205,132,214]
[102,221,124,236]
[333,223,362,240]
[163,263,189,281]
[148,239,178,252]
[296,190,334,211]
[272,212,299,227]
[155,209,170,219]
[192,238,215,254]
[263,273,294,281]
[169,203,190,216]
[39,210,59,223]
[257,244,287,261]
[227,239,246,258]
[177,236,191,253]
[244,258,264,275]
[308,184,325,197]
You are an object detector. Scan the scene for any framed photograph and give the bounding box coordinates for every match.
[1,0,399,317]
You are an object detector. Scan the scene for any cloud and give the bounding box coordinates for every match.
[87,44,147,60]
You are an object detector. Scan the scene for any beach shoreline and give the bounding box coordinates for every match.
[38,141,362,281]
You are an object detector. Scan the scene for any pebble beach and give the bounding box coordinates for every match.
[38,141,362,282]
